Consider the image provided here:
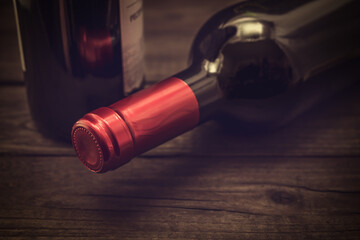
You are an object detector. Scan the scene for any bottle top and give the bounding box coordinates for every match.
[72,107,134,172]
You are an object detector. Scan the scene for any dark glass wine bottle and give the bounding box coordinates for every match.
[72,0,360,173]
[13,0,144,141]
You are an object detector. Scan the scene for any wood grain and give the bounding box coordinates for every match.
[1,155,359,239]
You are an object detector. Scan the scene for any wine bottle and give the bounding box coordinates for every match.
[72,0,360,173]
[13,0,145,141]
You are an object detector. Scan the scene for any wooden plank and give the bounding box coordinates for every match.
[0,155,359,239]
[0,84,360,157]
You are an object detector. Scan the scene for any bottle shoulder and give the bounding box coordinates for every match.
[190,0,313,62]
[189,0,360,99]
[191,17,293,99]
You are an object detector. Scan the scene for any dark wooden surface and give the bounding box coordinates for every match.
[1,0,360,239]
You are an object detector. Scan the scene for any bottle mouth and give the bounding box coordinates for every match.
[71,107,134,173]
[72,126,105,172]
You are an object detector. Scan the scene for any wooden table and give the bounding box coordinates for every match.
[1,0,360,239]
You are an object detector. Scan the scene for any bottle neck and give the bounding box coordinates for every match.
[72,73,205,172]
[175,66,224,123]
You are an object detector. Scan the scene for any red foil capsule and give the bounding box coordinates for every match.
[72,77,199,172]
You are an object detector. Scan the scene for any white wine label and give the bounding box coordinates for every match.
[119,0,144,94]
